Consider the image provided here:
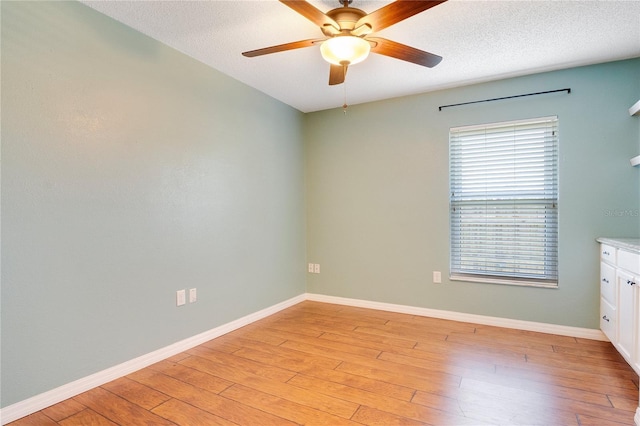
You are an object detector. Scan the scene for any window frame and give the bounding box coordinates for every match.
[448,116,559,288]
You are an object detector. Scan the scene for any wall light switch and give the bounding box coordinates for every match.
[189,288,197,303]
[308,263,315,273]
[433,271,442,284]
[314,264,320,274]
[176,289,186,306]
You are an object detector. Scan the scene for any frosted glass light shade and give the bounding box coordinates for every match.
[320,36,370,66]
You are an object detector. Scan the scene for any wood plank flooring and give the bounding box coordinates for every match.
[10,301,639,425]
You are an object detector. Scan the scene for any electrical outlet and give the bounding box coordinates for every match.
[308,263,315,273]
[433,271,442,284]
[176,289,186,306]
[314,264,320,274]
[189,288,197,303]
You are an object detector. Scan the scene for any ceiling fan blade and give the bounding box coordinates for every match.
[242,38,324,57]
[368,37,442,68]
[329,64,347,85]
[280,0,340,34]
[356,1,447,33]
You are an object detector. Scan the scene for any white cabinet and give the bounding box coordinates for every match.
[600,247,618,342]
[617,269,637,361]
[598,239,640,371]
[598,239,640,426]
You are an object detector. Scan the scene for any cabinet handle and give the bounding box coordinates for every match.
[602,315,610,322]
[602,278,609,283]
[627,280,637,286]
[603,251,610,256]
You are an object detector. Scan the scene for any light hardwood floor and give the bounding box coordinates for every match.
[9,301,640,425]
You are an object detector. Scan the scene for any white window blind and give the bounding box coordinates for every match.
[449,116,558,287]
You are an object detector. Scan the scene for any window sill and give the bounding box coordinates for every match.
[450,274,558,289]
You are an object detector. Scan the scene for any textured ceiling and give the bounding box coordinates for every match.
[83,0,640,113]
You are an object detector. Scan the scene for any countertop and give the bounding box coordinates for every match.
[597,238,640,254]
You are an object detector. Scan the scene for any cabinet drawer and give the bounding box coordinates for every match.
[601,244,616,264]
[600,297,616,342]
[618,249,640,275]
[600,262,616,305]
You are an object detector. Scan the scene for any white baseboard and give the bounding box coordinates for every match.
[635,406,640,426]
[305,293,608,341]
[1,292,608,424]
[0,294,306,425]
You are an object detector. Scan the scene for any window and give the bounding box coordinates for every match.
[449,116,558,287]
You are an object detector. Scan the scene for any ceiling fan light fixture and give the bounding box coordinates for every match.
[320,36,370,66]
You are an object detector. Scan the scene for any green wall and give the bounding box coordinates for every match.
[305,58,640,329]
[2,0,639,412]
[1,1,305,407]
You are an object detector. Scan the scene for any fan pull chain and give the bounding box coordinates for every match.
[343,79,348,115]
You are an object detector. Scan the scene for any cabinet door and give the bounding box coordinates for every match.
[617,270,637,362]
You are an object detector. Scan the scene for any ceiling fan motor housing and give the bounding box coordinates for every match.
[323,7,367,36]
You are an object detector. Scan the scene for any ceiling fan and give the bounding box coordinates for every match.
[242,0,447,86]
